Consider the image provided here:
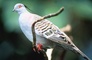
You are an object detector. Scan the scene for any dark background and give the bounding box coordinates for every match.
[0,0,92,60]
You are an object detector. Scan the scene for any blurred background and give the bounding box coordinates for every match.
[0,0,92,60]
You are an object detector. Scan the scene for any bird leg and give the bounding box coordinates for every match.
[33,43,48,60]
[33,43,43,52]
[37,43,43,51]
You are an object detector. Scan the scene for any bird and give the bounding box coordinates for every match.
[13,3,91,60]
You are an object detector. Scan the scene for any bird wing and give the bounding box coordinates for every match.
[34,15,75,49]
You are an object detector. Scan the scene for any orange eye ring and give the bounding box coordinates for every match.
[18,5,22,8]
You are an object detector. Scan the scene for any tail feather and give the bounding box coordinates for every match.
[72,48,91,60]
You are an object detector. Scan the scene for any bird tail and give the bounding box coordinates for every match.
[72,47,91,60]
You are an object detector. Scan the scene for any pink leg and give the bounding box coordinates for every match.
[37,43,43,51]
[33,43,43,52]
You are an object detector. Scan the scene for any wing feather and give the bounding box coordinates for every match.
[33,14,75,49]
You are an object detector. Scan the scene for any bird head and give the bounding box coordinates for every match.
[13,3,27,14]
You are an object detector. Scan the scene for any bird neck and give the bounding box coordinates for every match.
[18,8,29,15]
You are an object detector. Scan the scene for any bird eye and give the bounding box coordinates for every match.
[18,5,22,8]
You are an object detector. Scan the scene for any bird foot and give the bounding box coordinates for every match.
[33,43,43,53]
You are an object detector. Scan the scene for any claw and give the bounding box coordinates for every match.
[37,43,43,51]
[33,46,37,52]
[33,43,43,52]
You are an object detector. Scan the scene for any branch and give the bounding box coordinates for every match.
[60,50,66,60]
[43,7,64,19]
